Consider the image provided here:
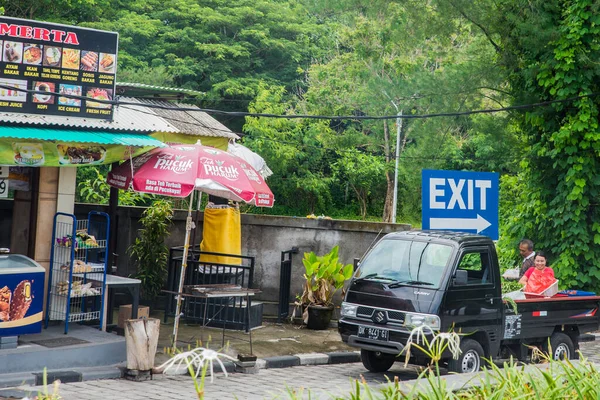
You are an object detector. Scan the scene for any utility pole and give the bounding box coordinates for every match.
[392,110,402,224]
[382,91,403,224]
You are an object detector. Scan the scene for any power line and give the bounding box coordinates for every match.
[0,83,528,163]
[0,83,597,121]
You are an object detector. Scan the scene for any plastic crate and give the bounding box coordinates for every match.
[524,279,559,299]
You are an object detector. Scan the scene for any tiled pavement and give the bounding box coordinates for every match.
[15,339,600,400]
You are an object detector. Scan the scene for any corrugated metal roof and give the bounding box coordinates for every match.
[0,126,166,147]
[116,82,205,97]
[0,97,178,132]
[131,99,239,139]
[0,97,239,139]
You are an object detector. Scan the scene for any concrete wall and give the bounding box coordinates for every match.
[75,204,412,306]
[2,199,412,309]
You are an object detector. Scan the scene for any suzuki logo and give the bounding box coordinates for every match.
[373,310,387,324]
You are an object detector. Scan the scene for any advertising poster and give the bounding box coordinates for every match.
[0,141,154,166]
[0,16,118,120]
[0,272,44,336]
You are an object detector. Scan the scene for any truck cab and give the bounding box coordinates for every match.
[339,230,599,373]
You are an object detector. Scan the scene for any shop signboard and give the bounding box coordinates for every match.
[0,16,118,120]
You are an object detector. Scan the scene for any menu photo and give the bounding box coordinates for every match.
[98,53,116,74]
[0,78,28,102]
[33,82,56,104]
[23,44,43,66]
[61,48,80,70]
[80,51,99,72]
[58,84,82,107]
[3,41,23,64]
[86,87,113,109]
[43,46,62,67]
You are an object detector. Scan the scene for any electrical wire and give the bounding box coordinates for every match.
[0,83,528,163]
[0,83,597,121]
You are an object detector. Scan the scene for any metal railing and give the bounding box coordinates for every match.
[277,247,298,322]
[164,245,255,331]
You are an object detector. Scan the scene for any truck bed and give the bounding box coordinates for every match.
[503,296,600,341]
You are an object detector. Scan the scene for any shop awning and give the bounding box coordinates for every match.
[0,126,166,147]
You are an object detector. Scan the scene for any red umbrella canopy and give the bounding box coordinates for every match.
[107,144,274,207]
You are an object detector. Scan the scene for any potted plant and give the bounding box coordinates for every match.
[128,199,174,308]
[296,246,354,330]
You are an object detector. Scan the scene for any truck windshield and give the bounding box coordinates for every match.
[355,239,453,289]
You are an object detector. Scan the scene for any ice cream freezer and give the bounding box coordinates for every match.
[0,253,45,336]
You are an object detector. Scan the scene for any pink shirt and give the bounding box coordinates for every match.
[524,267,554,279]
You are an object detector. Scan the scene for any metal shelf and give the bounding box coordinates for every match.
[45,211,110,334]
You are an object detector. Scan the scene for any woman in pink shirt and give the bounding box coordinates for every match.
[519,251,554,286]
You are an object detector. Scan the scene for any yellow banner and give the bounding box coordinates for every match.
[0,140,153,166]
[150,132,228,150]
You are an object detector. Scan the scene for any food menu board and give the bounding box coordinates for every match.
[0,16,118,120]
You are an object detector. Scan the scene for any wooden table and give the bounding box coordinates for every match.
[164,285,261,353]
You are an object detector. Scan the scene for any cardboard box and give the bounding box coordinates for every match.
[118,304,150,329]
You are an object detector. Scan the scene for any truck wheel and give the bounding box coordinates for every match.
[543,332,575,361]
[447,339,484,373]
[361,350,396,372]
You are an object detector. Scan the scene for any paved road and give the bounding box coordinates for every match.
[18,340,600,400]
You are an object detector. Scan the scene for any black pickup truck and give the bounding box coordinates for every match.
[338,230,600,373]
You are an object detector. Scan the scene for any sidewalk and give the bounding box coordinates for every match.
[9,338,600,400]
[154,314,354,366]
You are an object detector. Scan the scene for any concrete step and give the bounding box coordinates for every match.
[0,324,126,382]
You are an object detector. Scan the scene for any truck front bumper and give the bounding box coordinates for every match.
[338,318,412,355]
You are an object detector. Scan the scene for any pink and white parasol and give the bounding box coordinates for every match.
[107,143,274,349]
[107,144,274,207]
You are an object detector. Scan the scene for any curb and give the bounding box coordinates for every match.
[202,351,361,374]
[259,351,360,369]
[0,365,123,390]
[4,352,362,388]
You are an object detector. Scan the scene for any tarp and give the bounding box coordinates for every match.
[199,207,242,265]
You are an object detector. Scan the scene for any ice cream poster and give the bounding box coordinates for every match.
[0,272,44,336]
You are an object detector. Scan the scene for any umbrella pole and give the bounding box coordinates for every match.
[172,190,195,350]
[191,192,203,249]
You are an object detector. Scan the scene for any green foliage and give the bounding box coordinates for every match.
[298,246,354,307]
[76,167,152,206]
[78,0,331,131]
[332,150,386,219]
[127,199,174,301]
[1,0,109,22]
[243,85,336,215]
[495,0,600,293]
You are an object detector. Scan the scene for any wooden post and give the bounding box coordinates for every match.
[125,318,160,380]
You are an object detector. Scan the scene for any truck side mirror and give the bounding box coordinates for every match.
[453,269,468,286]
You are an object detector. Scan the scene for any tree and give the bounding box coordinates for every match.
[243,85,335,215]
[332,149,385,219]
[492,0,600,291]
[300,0,513,222]
[1,0,109,22]
[85,0,333,130]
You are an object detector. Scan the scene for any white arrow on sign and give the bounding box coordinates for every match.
[429,214,491,233]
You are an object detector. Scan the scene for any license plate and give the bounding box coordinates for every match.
[358,325,389,341]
